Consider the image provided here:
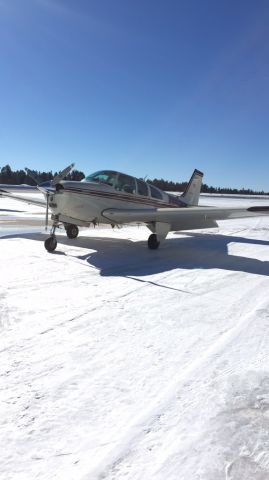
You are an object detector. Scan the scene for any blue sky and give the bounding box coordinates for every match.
[0,0,269,190]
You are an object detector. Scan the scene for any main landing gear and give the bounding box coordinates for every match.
[147,223,170,250]
[44,223,79,252]
[65,224,79,239]
[148,233,160,249]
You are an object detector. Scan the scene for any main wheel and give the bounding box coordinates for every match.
[148,233,160,250]
[65,224,79,239]
[44,236,57,252]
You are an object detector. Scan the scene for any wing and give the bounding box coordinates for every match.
[102,205,269,230]
[0,189,46,208]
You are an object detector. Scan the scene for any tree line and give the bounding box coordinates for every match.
[0,164,268,195]
[147,177,269,196]
[0,164,85,185]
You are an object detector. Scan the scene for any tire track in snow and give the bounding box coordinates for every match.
[81,296,269,480]
[1,266,193,350]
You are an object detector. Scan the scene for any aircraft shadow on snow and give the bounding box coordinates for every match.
[2,230,269,278]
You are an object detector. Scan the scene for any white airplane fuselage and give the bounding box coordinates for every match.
[49,179,183,227]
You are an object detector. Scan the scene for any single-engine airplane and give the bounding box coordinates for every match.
[1,165,269,252]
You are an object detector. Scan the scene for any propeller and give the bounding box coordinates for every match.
[25,163,75,230]
[25,163,75,187]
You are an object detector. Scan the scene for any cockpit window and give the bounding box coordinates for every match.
[83,170,118,187]
[117,174,136,194]
[82,171,164,200]
[137,179,149,196]
[82,170,137,194]
[149,184,163,200]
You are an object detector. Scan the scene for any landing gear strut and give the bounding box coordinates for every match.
[148,233,160,250]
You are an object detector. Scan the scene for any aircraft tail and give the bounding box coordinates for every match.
[181,169,203,206]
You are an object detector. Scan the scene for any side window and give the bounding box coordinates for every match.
[117,174,136,194]
[149,184,163,200]
[137,179,149,196]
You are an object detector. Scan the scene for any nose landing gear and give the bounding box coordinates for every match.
[44,223,58,252]
[44,235,57,252]
[44,222,80,252]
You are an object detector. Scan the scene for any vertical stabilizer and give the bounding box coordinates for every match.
[181,169,203,206]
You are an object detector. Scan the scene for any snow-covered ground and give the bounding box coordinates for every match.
[1,194,269,480]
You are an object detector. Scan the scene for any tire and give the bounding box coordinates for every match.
[44,236,57,252]
[65,224,79,239]
[148,233,160,250]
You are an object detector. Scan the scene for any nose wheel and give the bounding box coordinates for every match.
[44,223,58,252]
[44,235,57,252]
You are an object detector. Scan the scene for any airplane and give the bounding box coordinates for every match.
[1,165,269,253]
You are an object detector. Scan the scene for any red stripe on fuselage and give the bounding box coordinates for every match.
[62,187,184,209]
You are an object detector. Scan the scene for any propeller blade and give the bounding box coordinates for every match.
[36,185,53,230]
[45,191,49,230]
[52,163,75,185]
[27,162,75,230]
[25,168,40,185]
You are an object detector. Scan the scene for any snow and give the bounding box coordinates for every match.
[1,194,269,480]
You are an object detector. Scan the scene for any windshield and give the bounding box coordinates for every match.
[82,170,118,187]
